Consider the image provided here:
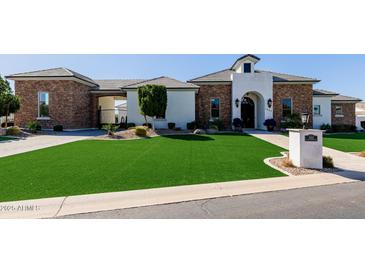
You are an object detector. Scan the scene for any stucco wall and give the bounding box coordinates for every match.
[14,80,92,129]
[232,71,273,130]
[313,96,332,128]
[127,89,195,129]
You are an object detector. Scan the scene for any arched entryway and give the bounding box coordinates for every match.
[241,96,255,128]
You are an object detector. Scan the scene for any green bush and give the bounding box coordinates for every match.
[323,156,334,168]
[135,126,147,137]
[27,121,41,133]
[320,124,332,132]
[280,113,303,129]
[330,124,357,133]
[102,124,119,136]
[53,125,63,132]
[127,123,136,129]
[186,121,196,130]
[168,122,175,129]
[6,126,21,136]
[209,119,224,131]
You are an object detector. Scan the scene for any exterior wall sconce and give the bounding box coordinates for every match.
[235,98,240,108]
[267,98,273,108]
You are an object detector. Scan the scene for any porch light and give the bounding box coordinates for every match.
[267,98,272,108]
[235,98,240,108]
[301,113,310,129]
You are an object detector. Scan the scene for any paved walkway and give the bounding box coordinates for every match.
[0,130,104,158]
[245,130,365,180]
[0,172,359,218]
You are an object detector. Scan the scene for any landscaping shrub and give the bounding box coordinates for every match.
[282,157,294,168]
[209,119,224,131]
[53,125,63,132]
[186,121,196,130]
[168,122,175,130]
[1,122,14,128]
[27,121,40,133]
[209,124,219,130]
[323,156,334,168]
[143,123,152,128]
[135,126,147,137]
[6,126,21,136]
[263,119,276,131]
[126,123,136,129]
[320,123,332,132]
[280,113,303,129]
[102,123,119,136]
[361,121,365,130]
[330,124,357,133]
[232,118,242,128]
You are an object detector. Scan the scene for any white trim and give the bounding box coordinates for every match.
[36,117,51,120]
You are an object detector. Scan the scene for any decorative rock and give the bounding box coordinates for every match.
[0,128,6,136]
[193,129,206,135]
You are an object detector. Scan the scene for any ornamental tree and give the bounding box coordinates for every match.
[0,74,20,128]
[137,84,167,130]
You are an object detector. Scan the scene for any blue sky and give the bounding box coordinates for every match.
[0,54,364,100]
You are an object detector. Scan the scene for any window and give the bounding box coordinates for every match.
[314,105,321,115]
[38,92,49,117]
[243,63,251,73]
[282,98,292,118]
[211,98,220,118]
[335,105,343,116]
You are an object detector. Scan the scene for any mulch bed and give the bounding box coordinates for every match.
[269,154,341,176]
[94,128,192,140]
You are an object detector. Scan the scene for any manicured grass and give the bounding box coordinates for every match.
[0,136,14,141]
[0,134,285,202]
[324,132,365,152]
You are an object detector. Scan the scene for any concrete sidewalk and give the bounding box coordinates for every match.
[0,172,359,219]
[245,130,365,180]
[0,130,103,158]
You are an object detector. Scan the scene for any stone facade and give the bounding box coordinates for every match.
[14,80,92,129]
[273,84,313,128]
[331,102,357,126]
[195,84,232,128]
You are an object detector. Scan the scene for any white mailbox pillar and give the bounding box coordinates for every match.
[289,129,323,169]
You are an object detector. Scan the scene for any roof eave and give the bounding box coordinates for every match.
[6,75,98,87]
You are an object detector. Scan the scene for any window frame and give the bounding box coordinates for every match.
[38,91,50,119]
[281,98,293,118]
[210,98,220,119]
[313,104,321,116]
[243,63,252,73]
[335,105,344,117]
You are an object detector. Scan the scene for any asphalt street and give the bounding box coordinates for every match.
[60,181,365,219]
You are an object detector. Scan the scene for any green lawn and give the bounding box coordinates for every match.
[0,134,285,202]
[324,133,365,152]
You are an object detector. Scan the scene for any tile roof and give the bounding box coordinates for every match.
[332,95,362,102]
[93,79,145,90]
[189,69,319,83]
[6,67,98,86]
[123,76,199,89]
[313,89,339,96]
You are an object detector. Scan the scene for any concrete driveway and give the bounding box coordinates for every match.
[0,130,104,158]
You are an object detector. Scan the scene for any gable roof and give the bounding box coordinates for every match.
[93,79,145,90]
[6,67,98,86]
[189,69,319,83]
[331,94,362,102]
[231,54,261,69]
[123,76,199,89]
[313,89,339,96]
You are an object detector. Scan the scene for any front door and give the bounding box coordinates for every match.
[241,97,255,128]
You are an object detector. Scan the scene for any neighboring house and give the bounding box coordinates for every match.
[356,102,365,130]
[5,55,362,130]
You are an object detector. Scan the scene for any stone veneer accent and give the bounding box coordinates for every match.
[273,84,313,128]
[331,102,357,126]
[14,80,92,129]
[195,84,232,128]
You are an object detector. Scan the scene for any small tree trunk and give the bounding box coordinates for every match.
[4,104,9,128]
[152,118,155,130]
[144,115,148,127]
